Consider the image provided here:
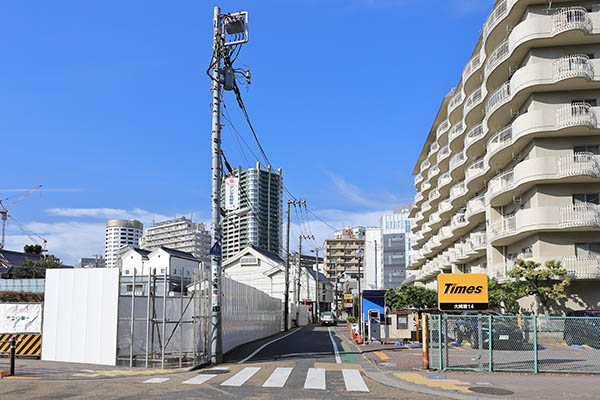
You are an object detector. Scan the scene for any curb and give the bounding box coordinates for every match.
[365,371,477,400]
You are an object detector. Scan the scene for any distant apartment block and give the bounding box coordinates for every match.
[77,256,105,268]
[140,217,210,266]
[221,162,283,260]
[407,1,600,311]
[105,219,143,268]
[323,227,365,281]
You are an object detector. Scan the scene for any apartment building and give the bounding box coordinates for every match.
[381,205,412,289]
[105,219,143,268]
[139,217,210,266]
[408,1,600,311]
[323,228,365,281]
[221,162,283,260]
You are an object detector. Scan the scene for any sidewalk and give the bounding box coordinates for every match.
[334,325,600,400]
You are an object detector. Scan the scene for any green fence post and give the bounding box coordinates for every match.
[429,315,433,369]
[488,315,492,372]
[533,316,538,373]
[438,315,443,370]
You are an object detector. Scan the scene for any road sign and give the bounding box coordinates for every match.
[343,294,353,301]
[209,242,222,256]
[344,303,353,308]
[437,273,488,312]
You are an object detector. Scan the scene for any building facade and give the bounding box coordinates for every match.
[139,217,210,266]
[408,1,600,312]
[221,162,283,260]
[77,256,105,268]
[105,219,143,268]
[381,205,412,289]
[364,227,382,290]
[323,233,365,281]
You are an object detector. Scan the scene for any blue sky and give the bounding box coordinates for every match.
[1,0,494,264]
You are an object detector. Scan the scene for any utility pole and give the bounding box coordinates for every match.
[208,6,249,365]
[355,248,364,344]
[284,200,305,331]
[297,234,314,325]
[312,247,322,323]
[209,5,224,365]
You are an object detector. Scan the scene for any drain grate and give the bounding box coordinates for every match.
[469,387,514,396]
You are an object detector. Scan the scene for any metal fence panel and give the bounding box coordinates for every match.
[428,314,600,374]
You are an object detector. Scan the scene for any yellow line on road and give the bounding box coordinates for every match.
[374,351,390,360]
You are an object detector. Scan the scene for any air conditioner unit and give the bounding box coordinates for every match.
[512,152,521,161]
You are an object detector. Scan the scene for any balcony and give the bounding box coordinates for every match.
[439,225,453,242]
[483,0,508,38]
[428,188,441,203]
[485,81,510,116]
[463,52,483,83]
[560,203,600,229]
[450,181,467,207]
[414,173,424,187]
[484,38,509,77]
[464,122,486,158]
[552,7,593,36]
[466,195,485,222]
[421,181,432,194]
[428,142,440,159]
[428,165,440,181]
[448,90,465,116]
[438,172,452,190]
[449,121,466,152]
[562,256,600,280]
[422,200,432,214]
[556,102,598,130]
[465,158,485,183]
[553,54,594,82]
[436,119,451,140]
[450,151,467,181]
[439,199,453,219]
[464,87,483,115]
[414,192,424,204]
[451,212,468,231]
[487,125,512,159]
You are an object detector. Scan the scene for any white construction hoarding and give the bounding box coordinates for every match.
[0,303,42,333]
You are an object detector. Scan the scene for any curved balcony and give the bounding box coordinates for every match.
[436,119,451,141]
[437,172,452,198]
[438,199,453,220]
[484,38,509,78]
[448,90,465,123]
[483,0,509,42]
[562,256,600,280]
[414,173,424,189]
[464,122,486,159]
[451,212,469,236]
[437,145,451,171]
[427,165,440,185]
[422,200,432,215]
[450,181,468,208]
[448,121,466,153]
[414,191,425,206]
[421,181,432,195]
[449,151,467,181]
[488,153,600,207]
[420,159,431,174]
[428,142,440,162]
[439,225,453,243]
[552,7,593,36]
[489,204,600,246]
[428,188,441,204]
[465,158,487,193]
[464,86,485,125]
[466,195,486,224]
[553,54,594,81]
[463,51,484,94]
[429,211,442,232]
[485,81,511,117]
[487,103,598,171]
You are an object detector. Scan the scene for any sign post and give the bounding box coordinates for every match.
[437,273,488,312]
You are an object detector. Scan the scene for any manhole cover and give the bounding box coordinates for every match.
[469,387,514,396]
[203,369,230,375]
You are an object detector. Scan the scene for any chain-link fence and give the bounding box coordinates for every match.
[429,314,600,374]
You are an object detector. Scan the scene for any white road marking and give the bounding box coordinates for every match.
[210,366,230,370]
[182,374,217,385]
[238,327,301,364]
[304,368,326,390]
[221,367,261,387]
[328,327,341,364]
[342,369,369,392]
[262,367,293,388]
[143,377,170,384]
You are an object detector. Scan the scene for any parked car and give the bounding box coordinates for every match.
[320,311,337,326]
[453,312,524,349]
[563,310,600,348]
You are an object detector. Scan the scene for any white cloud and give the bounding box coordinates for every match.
[327,172,410,210]
[46,207,174,226]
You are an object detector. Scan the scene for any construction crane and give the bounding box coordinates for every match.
[0,185,43,249]
[7,215,47,252]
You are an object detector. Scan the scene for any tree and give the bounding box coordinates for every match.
[4,259,65,279]
[503,259,571,314]
[385,286,437,310]
[488,277,519,313]
[23,244,43,255]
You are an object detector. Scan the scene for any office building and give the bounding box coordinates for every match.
[221,162,283,260]
[381,205,412,288]
[105,219,143,268]
[77,256,105,268]
[407,1,600,311]
[140,217,210,266]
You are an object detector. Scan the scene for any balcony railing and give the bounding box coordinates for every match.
[465,158,485,180]
[464,87,483,113]
[562,256,600,279]
[489,169,514,194]
[471,232,487,249]
[555,102,598,129]
[428,188,441,202]
[489,215,516,239]
[553,54,594,81]
[440,226,452,239]
[449,121,466,142]
[451,213,467,229]
[428,165,440,180]
[436,119,451,138]
[420,159,431,172]
[437,145,451,163]
[449,90,465,112]
[483,0,508,37]
[450,151,466,169]
[450,181,466,199]
[485,81,511,115]
[467,195,485,216]
[439,199,452,213]
[421,181,432,192]
[558,152,600,178]
[552,7,593,36]
[422,201,432,213]
[559,203,600,228]
[415,174,424,186]
[438,172,452,187]
[428,142,440,157]
[465,123,485,148]
[485,38,510,76]
[463,52,482,81]
[415,192,424,203]
[487,125,513,154]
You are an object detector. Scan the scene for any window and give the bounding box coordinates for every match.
[575,243,600,257]
[125,270,130,275]
[396,315,408,329]
[574,145,600,155]
[573,193,599,205]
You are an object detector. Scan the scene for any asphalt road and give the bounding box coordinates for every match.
[0,325,445,400]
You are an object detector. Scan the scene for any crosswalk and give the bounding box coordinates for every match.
[142,366,369,393]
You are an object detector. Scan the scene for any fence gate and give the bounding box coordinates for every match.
[429,314,600,374]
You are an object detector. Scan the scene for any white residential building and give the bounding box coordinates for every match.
[139,217,210,266]
[364,227,383,290]
[408,0,600,312]
[105,219,143,269]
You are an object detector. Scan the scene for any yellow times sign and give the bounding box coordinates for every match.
[343,294,353,301]
[437,273,488,312]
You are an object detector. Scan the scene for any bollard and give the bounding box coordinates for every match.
[9,336,16,376]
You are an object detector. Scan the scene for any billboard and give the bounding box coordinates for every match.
[437,273,488,312]
[0,303,42,333]
[224,177,239,210]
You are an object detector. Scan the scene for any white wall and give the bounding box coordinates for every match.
[364,228,382,289]
[42,269,120,366]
